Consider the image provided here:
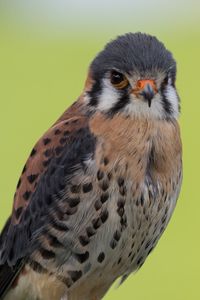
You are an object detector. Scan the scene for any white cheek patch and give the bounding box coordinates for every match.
[97,79,120,111]
[165,85,179,118]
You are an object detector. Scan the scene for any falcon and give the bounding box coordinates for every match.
[0,33,182,300]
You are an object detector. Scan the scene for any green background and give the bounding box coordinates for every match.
[0,1,199,299]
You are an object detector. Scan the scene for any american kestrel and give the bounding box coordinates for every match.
[0,33,182,300]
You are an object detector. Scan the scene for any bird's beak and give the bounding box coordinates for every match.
[132,79,157,107]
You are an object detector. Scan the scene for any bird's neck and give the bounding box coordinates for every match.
[89,113,182,184]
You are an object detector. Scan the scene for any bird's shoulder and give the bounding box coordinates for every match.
[0,99,97,264]
[12,100,90,225]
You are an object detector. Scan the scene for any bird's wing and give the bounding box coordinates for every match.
[0,101,98,297]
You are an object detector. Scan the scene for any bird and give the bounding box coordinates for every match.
[0,32,182,300]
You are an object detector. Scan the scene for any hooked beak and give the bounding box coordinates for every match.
[132,79,157,107]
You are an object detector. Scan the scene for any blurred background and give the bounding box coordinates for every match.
[0,0,199,299]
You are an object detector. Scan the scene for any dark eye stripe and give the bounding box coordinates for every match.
[160,84,173,115]
[108,93,130,116]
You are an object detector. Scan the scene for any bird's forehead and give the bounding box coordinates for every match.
[90,33,176,80]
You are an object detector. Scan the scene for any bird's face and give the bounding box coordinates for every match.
[85,33,180,120]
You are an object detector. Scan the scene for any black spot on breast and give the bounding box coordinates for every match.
[120,215,127,230]
[70,185,81,194]
[94,200,102,211]
[66,206,78,215]
[97,252,105,263]
[29,259,48,274]
[100,209,109,223]
[97,170,104,181]
[117,207,124,217]
[15,207,23,219]
[117,198,125,219]
[43,138,51,145]
[117,198,125,208]
[92,217,102,229]
[50,217,69,232]
[23,190,32,201]
[82,182,93,193]
[117,177,124,187]
[27,174,39,184]
[119,186,127,196]
[113,230,121,241]
[103,157,109,166]
[79,235,90,246]
[100,192,109,203]
[47,234,63,248]
[140,195,144,206]
[68,197,80,208]
[100,180,109,191]
[110,239,117,249]
[86,226,96,237]
[74,251,89,263]
[39,248,55,260]
[68,270,82,282]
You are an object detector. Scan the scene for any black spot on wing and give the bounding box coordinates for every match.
[1,125,96,266]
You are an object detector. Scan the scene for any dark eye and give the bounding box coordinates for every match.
[110,70,129,89]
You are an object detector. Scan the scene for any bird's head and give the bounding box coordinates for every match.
[84,33,179,120]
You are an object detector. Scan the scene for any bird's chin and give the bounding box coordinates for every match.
[122,97,165,120]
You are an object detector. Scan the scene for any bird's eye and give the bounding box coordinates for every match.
[110,70,129,89]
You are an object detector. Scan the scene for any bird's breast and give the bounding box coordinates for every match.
[89,113,182,275]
